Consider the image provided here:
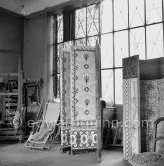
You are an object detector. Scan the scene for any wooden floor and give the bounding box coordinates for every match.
[101,147,129,166]
[0,141,129,166]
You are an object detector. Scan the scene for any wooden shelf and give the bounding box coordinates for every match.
[6,103,18,107]
[0,92,19,95]
[0,73,18,77]
[0,54,24,141]
[0,128,14,131]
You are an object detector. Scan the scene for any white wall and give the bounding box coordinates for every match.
[0,0,22,14]
[24,14,54,100]
[0,11,23,73]
[0,0,68,15]
[24,14,47,100]
[24,0,68,15]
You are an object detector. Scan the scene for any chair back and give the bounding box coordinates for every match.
[43,102,60,124]
[153,117,164,152]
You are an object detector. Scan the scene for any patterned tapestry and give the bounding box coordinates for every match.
[70,46,98,150]
[123,55,140,160]
[123,55,139,79]
[123,79,132,159]
[60,48,71,150]
[140,79,164,152]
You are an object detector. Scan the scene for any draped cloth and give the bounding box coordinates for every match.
[70,46,97,150]
[60,45,100,151]
[31,125,53,142]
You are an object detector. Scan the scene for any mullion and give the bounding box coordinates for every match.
[144,0,147,60]
[98,3,101,45]
[100,21,163,35]
[128,0,130,57]
[55,20,163,46]
[101,67,123,70]
[112,0,115,105]
[162,0,164,56]
[75,34,99,41]
[98,3,102,97]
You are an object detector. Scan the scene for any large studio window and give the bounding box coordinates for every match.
[54,0,164,106]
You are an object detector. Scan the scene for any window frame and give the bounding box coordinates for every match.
[53,0,164,105]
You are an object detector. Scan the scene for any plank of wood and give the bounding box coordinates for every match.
[0,92,19,95]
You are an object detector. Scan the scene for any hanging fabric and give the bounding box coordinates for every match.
[60,44,101,153]
[60,48,71,150]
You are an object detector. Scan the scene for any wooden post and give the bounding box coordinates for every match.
[95,42,102,162]
[18,49,23,138]
[18,54,22,110]
[47,13,54,100]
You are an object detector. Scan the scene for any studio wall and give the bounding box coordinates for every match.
[0,12,23,73]
[24,13,54,100]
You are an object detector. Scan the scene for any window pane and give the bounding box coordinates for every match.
[87,4,99,36]
[115,30,129,67]
[87,36,99,47]
[101,34,113,68]
[130,27,145,59]
[102,70,114,105]
[57,14,63,43]
[75,38,86,46]
[129,0,144,27]
[102,0,113,33]
[75,8,86,39]
[63,41,73,49]
[146,24,163,59]
[114,0,128,30]
[115,69,123,104]
[146,0,162,24]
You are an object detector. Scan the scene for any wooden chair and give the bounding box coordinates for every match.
[24,101,60,150]
[153,117,164,153]
[128,117,164,166]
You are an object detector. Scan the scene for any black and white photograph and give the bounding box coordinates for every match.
[0,0,164,166]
